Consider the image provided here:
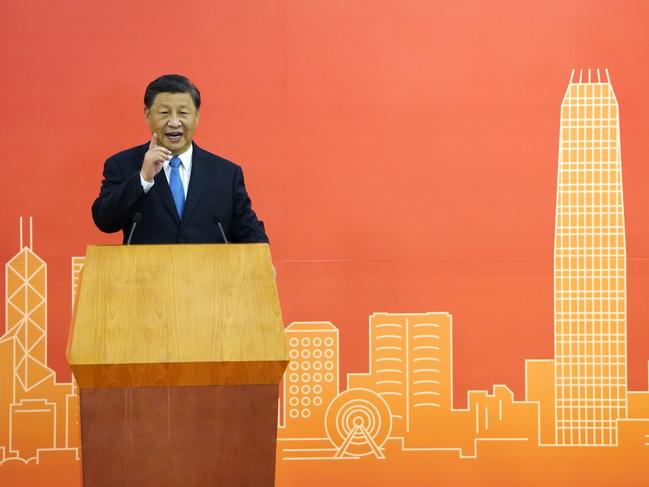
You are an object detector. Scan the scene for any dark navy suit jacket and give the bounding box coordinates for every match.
[91,142,268,244]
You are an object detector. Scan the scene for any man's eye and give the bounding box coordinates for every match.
[159,111,169,115]
[180,112,189,115]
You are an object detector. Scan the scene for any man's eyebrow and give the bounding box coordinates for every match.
[156,103,192,109]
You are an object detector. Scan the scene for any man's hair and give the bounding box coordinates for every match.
[144,74,201,110]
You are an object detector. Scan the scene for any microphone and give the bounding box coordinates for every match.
[126,213,142,245]
[216,221,229,244]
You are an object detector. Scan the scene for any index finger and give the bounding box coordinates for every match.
[149,133,158,149]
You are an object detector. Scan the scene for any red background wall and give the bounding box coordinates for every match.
[1,0,648,415]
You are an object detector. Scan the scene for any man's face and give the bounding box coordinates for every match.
[145,92,199,154]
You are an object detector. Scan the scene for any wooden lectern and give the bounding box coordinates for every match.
[67,244,288,487]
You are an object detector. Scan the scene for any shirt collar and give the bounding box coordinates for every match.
[177,144,193,171]
[164,144,193,171]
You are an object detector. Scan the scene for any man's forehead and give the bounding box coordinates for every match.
[151,92,195,107]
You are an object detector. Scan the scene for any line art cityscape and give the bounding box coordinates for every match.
[0,70,648,483]
[275,69,649,461]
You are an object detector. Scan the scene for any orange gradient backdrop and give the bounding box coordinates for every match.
[1,0,649,484]
[2,0,649,408]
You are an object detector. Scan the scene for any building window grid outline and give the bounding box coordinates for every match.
[555,233,624,242]
[554,309,626,316]
[555,350,626,359]
[555,240,624,248]
[556,187,622,197]
[555,276,625,283]
[555,273,625,283]
[554,346,626,356]
[555,394,627,402]
[554,368,626,376]
[554,256,624,264]
[557,198,618,216]
[556,167,620,174]
[554,82,626,445]
[554,253,625,261]
[555,378,626,387]
[555,216,624,224]
[557,167,620,177]
[556,411,625,420]
[555,233,624,239]
[556,335,625,343]
[554,286,626,294]
[558,163,621,169]
[554,250,625,258]
[555,387,627,395]
[555,210,624,218]
[556,413,625,422]
[554,303,626,311]
[555,331,625,338]
[554,252,626,261]
[559,143,618,150]
[555,315,625,321]
[556,422,620,429]
[554,371,627,380]
[554,260,626,266]
[554,291,625,298]
[555,230,626,237]
[554,355,626,364]
[555,209,623,216]
[555,379,627,386]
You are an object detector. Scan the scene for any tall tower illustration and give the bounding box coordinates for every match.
[1,217,53,392]
[554,69,627,445]
[0,218,78,462]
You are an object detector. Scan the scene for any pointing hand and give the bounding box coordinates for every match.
[141,133,171,182]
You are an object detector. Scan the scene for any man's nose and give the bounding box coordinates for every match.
[168,116,182,127]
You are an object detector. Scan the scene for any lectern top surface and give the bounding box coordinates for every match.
[68,244,287,367]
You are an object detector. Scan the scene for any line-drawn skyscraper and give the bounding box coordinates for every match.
[0,218,78,462]
[554,69,627,445]
[1,218,52,392]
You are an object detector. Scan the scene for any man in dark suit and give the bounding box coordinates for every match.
[92,74,268,244]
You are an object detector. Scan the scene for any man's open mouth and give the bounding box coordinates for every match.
[166,132,183,142]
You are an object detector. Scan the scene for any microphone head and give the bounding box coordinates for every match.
[133,212,142,223]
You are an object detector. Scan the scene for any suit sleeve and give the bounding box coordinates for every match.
[231,166,269,243]
[91,157,147,233]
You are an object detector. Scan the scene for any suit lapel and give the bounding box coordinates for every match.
[153,168,181,226]
[181,144,215,228]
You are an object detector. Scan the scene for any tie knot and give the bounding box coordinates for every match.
[169,156,182,169]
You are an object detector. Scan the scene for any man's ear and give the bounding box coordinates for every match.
[144,107,151,121]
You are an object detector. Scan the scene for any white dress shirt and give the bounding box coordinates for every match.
[140,144,193,197]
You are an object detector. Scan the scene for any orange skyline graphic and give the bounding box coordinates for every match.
[1,70,649,486]
[0,218,79,467]
[274,70,649,476]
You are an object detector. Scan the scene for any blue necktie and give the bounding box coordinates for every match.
[169,156,185,219]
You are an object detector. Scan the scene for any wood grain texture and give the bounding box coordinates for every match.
[79,385,280,487]
[68,244,288,387]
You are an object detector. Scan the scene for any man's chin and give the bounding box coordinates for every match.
[162,138,190,154]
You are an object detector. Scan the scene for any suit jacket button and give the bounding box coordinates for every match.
[178,237,186,243]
